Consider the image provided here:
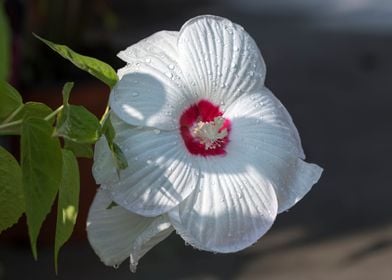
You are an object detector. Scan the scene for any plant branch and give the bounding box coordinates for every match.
[1,104,24,124]
[44,105,64,121]
[0,119,22,131]
[100,106,110,125]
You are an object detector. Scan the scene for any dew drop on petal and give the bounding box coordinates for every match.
[113,264,119,269]
[145,58,151,63]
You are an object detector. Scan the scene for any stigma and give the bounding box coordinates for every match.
[192,116,228,150]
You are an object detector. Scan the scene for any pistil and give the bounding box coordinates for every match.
[192,116,228,150]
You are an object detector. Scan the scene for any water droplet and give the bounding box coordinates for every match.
[165,72,173,79]
[249,71,254,77]
[220,101,225,106]
[147,159,152,164]
[113,264,119,269]
[132,91,139,97]
[168,64,175,70]
[145,58,151,63]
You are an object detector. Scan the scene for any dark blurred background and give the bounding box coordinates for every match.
[1,0,392,279]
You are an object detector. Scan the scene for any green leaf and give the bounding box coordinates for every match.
[101,116,128,170]
[34,34,118,88]
[111,142,128,170]
[0,4,10,80]
[63,139,93,158]
[21,118,63,259]
[62,82,74,105]
[0,81,23,122]
[0,146,24,234]
[55,104,101,143]
[54,149,79,273]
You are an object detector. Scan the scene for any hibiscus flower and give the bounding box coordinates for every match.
[87,15,323,272]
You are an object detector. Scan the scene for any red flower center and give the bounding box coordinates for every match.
[179,100,231,156]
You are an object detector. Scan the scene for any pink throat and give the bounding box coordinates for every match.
[179,99,231,156]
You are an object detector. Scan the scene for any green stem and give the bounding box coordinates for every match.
[0,119,22,131]
[100,106,110,125]
[44,105,64,121]
[2,104,24,124]
[0,105,64,133]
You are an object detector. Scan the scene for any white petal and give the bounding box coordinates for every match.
[87,189,173,271]
[224,86,305,159]
[225,87,323,212]
[105,113,200,217]
[273,159,323,213]
[92,136,119,185]
[169,156,278,253]
[178,15,266,107]
[111,31,195,130]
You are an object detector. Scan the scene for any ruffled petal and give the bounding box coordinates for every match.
[224,86,305,159]
[111,31,195,130]
[104,113,200,217]
[272,159,322,213]
[92,136,119,185]
[178,15,266,108]
[224,87,323,212]
[169,156,278,253]
[86,189,173,272]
